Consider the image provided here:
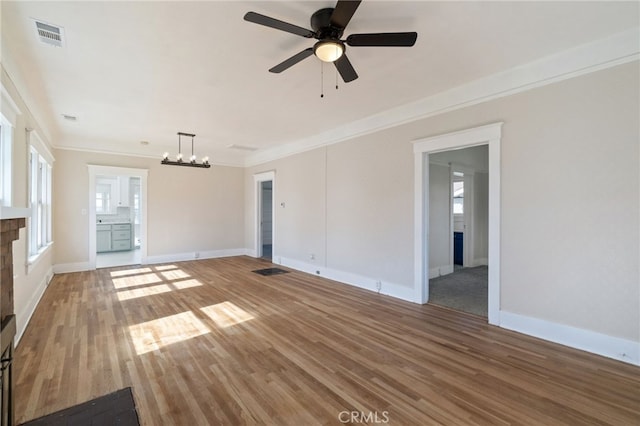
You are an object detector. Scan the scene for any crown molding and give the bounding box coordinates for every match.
[244,26,640,167]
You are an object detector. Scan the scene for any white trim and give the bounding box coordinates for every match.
[0,206,30,220]
[53,262,91,274]
[501,311,639,366]
[15,267,53,345]
[145,248,246,265]
[54,248,247,272]
[0,83,21,125]
[277,256,416,303]
[429,264,454,279]
[473,257,488,267]
[26,241,53,274]
[245,27,639,167]
[413,122,502,325]
[27,130,55,165]
[253,171,276,260]
[88,165,148,269]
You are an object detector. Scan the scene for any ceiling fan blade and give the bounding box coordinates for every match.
[269,48,314,73]
[334,54,358,83]
[346,32,418,47]
[244,11,314,38]
[330,0,362,29]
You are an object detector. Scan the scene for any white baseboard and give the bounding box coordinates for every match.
[473,257,488,266]
[15,267,53,345]
[53,262,91,274]
[54,249,247,272]
[278,256,417,303]
[429,264,454,279]
[500,311,639,366]
[144,248,247,265]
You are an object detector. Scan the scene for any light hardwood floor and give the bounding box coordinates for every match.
[15,257,640,425]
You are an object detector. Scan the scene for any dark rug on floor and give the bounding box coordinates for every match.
[20,387,139,426]
[253,267,289,276]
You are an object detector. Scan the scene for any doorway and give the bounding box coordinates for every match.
[88,166,148,270]
[427,147,488,316]
[412,122,502,325]
[253,171,275,261]
[260,181,273,260]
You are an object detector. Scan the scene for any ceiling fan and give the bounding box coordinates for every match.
[244,0,417,83]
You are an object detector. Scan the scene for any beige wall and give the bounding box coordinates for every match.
[245,61,639,342]
[54,149,244,265]
[473,171,488,262]
[428,163,450,273]
[406,61,638,341]
[2,65,55,340]
[246,129,414,288]
[327,133,414,286]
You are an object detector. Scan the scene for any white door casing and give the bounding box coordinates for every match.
[413,122,502,325]
[88,165,148,269]
[253,171,275,259]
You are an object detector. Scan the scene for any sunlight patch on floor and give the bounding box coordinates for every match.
[200,301,255,328]
[160,269,191,281]
[110,267,153,278]
[153,264,178,271]
[112,272,163,289]
[128,311,210,355]
[172,279,203,290]
[117,283,173,301]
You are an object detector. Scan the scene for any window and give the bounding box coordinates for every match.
[96,184,112,213]
[28,134,53,260]
[0,113,13,206]
[453,179,464,215]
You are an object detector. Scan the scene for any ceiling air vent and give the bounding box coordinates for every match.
[227,144,258,152]
[33,19,65,47]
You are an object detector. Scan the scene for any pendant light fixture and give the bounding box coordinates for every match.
[161,132,210,168]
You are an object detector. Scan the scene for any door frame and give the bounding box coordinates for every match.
[88,165,148,269]
[413,122,502,325]
[253,171,275,259]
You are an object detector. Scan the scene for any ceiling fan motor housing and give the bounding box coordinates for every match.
[311,8,344,39]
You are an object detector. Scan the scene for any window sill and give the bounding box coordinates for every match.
[27,242,53,274]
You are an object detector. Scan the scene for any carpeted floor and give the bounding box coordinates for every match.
[429,265,488,317]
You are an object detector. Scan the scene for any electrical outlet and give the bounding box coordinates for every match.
[310,253,315,260]
[376,280,382,292]
[194,252,200,259]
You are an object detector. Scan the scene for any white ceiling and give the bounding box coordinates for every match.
[2,1,638,166]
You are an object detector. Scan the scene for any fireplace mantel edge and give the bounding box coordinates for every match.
[0,206,30,220]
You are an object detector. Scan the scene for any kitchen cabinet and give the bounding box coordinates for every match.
[95,176,131,213]
[96,223,132,252]
[97,224,111,252]
[111,224,132,251]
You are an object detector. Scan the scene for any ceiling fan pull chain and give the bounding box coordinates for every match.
[336,68,339,91]
[320,62,324,98]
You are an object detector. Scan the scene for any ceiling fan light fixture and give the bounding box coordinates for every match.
[314,40,344,62]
